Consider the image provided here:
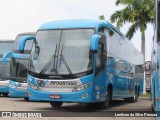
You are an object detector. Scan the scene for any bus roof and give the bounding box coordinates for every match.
[17,32,36,37]
[39,19,143,56]
[39,19,112,30]
[0,40,14,42]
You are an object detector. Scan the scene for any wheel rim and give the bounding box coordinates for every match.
[133,92,136,100]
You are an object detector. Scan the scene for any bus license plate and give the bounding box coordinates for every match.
[50,94,61,99]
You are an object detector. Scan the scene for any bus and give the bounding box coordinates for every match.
[2,32,35,100]
[0,40,14,96]
[151,0,160,111]
[22,19,143,107]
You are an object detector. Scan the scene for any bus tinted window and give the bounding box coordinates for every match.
[13,35,21,50]
[24,40,33,50]
[13,35,34,51]
[0,41,14,57]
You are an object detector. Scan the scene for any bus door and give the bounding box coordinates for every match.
[94,33,107,101]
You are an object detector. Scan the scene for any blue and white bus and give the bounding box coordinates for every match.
[151,0,160,111]
[0,40,14,96]
[2,33,34,100]
[22,20,143,107]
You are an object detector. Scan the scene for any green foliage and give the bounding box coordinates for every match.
[141,93,150,98]
[110,0,154,40]
[99,15,105,20]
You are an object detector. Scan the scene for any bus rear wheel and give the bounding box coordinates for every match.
[130,91,138,103]
[125,91,137,103]
[50,101,63,108]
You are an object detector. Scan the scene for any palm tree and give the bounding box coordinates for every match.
[110,0,154,63]
[99,15,105,20]
[110,0,154,94]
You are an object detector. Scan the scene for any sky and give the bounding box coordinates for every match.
[0,0,153,61]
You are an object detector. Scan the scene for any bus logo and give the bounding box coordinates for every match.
[50,81,77,86]
[37,80,45,87]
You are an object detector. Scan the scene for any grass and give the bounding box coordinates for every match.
[141,93,150,98]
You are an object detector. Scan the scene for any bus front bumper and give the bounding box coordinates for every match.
[0,85,9,93]
[9,87,28,98]
[28,86,94,103]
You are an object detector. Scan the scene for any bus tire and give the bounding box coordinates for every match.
[106,86,112,105]
[151,83,156,111]
[2,93,8,97]
[50,101,63,108]
[130,91,137,103]
[151,103,155,111]
[24,97,29,101]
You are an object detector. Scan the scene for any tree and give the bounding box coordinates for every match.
[110,0,154,94]
[99,15,105,20]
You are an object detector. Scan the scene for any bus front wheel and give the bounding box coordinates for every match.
[105,86,112,106]
[92,86,112,108]
[50,101,63,108]
[24,97,29,101]
[2,93,8,97]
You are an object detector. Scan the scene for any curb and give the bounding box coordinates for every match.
[139,97,150,100]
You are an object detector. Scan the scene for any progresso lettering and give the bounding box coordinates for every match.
[50,81,77,86]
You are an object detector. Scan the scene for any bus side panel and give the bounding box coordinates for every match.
[156,46,160,111]
[94,69,107,102]
[155,71,159,111]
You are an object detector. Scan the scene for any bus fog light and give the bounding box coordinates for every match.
[25,93,28,96]
[9,91,14,95]
[29,92,33,96]
[28,82,38,90]
[82,93,88,98]
[72,82,92,92]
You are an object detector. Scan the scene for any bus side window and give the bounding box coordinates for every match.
[96,43,103,67]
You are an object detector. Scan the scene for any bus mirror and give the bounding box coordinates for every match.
[2,52,12,65]
[19,36,35,51]
[90,34,99,51]
[33,43,40,60]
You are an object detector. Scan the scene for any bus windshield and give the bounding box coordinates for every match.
[29,29,94,75]
[0,41,14,80]
[0,41,14,57]
[10,58,29,83]
[13,34,34,53]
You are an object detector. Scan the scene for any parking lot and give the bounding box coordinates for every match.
[0,96,152,111]
[0,96,156,120]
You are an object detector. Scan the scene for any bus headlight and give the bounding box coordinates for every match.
[0,83,8,86]
[28,82,38,90]
[9,82,20,88]
[72,82,92,92]
[6,83,9,86]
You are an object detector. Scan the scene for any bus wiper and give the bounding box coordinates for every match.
[59,45,73,75]
[39,44,58,74]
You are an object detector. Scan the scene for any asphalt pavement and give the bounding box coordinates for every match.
[0,96,156,120]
